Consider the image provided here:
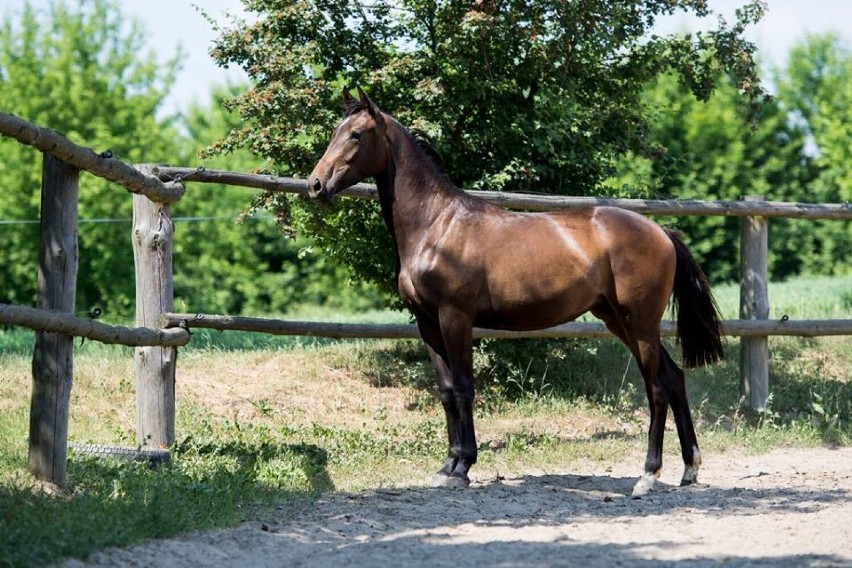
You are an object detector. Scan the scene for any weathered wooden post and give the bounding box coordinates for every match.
[28,154,79,486]
[132,165,176,449]
[740,195,770,409]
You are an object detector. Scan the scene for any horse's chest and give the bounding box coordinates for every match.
[397,260,450,309]
[397,267,419,305]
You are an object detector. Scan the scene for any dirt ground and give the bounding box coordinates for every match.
[60,446,852,567]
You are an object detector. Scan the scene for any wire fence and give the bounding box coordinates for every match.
[0,213,275,225]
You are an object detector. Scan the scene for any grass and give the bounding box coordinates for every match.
[0,275,850,566]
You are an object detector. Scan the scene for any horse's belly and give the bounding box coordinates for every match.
[474,293,593,331]
[473,261,600,330]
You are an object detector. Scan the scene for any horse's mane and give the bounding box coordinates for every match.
[408,129,446,173]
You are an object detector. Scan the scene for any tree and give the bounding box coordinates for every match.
[0,0,181,317]
[774,34,852,276]
[208,0,769,297]
[611,72,817,282]
[613,34,851,283]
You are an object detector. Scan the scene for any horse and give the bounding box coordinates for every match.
[307,88,724,496]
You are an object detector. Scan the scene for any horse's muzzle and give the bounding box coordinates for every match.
[306,176,332,202]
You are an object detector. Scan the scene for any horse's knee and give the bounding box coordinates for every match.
[438,384,474,407]
[437,386,454,406]
[453,384,474,408]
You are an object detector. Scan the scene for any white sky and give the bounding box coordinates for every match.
[3,0,852,116]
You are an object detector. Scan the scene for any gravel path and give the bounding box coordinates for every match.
[62,446,852,567]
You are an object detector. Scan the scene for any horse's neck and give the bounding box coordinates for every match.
[375,119,458,257]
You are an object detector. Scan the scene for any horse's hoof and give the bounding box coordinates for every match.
[430,473,450,488]
[680,463,700,486]
[631,472,657,497]
[679,475,697,487]
[431,473,470,488]
[447,474,470,488]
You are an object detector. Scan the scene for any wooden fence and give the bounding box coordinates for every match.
[153,165,852,411]
[1,114,188,485]
[2,112,851,486]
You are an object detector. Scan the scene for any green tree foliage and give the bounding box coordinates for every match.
[0,1,380,320]
[610,73,818,282]
[0,0,181,317]
[775,34,852,276]
[208,0,769,297]
[609,34,851,282]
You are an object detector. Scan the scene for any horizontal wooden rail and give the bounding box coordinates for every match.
[153,166,852,219]
[0,113,184,204]
[1,304,190,347]
[162,313,852,340]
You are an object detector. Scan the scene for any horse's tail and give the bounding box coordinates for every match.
[666,229,725,369]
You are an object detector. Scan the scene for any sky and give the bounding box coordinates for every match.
[4,0,852,116]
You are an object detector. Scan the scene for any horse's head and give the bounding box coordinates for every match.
[307,88,390,202]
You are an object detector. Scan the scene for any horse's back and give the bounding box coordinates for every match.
[586,206,675,265]
[403,200,676,330]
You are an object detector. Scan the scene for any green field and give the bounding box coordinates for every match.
[1,275,850,567]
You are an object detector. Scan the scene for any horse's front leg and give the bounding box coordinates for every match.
[417,308,478,487]
[417,319,464,486]
[435,305,477,487]
[419,336,461,483]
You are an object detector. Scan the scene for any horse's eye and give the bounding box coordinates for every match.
[350,131,362,141]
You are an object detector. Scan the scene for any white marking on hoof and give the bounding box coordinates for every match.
[681,446,702,486]
[430,473,450,488]
[431,473,470,488]
[631,471,658,497]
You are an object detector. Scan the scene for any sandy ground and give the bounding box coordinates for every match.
[61,446,852,567]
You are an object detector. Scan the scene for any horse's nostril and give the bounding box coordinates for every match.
[312,179,323,192]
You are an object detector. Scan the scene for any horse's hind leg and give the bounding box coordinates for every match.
[634,338,704,494]
[631,337,670,497]
[593,304,668,496]
[662,348,702,486]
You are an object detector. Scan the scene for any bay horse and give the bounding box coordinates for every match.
[308,88,724,496]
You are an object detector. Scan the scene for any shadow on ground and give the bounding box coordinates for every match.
[68,461,852,568]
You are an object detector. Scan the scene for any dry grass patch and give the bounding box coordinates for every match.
[0,354,30,413]
[69,351,136,443]
[177,345,437,429]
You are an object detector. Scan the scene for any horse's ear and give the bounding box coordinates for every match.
[357,86,380,117]
[342,88,360,116]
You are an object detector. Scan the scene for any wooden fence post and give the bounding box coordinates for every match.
[132,166,176,449]
[740,195,770,409]
[28,154,79,486]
